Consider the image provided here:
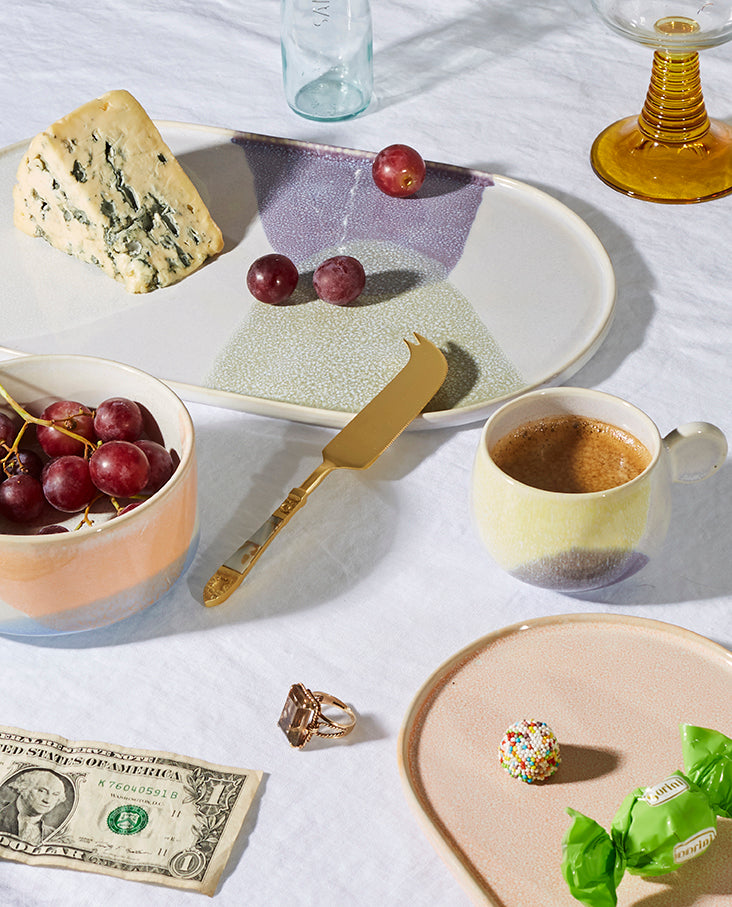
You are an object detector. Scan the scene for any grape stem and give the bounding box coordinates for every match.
[75,508,96,530]
[0,382,97,454]
[1,421,30,474]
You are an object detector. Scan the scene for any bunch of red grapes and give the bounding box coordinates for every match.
[0,396,175,533]
[246,143,426,308]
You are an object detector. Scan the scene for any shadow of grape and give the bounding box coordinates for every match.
[414,167,495,200]
[289,267,426,308]
[364,267,423,297]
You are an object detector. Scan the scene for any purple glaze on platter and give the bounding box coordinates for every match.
[232,135,493,272]
[510,549,650,592]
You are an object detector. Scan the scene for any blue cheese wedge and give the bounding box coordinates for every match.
[13,90,224,293]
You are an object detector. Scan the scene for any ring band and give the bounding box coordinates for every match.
[279,683,357,749]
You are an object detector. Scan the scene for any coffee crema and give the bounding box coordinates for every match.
[490,415,652,493]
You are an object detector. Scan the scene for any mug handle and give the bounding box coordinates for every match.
[663,422,728,483]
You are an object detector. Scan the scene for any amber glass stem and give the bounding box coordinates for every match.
[638,50,710,144]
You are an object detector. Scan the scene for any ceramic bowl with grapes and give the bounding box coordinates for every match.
[0,355,197,635]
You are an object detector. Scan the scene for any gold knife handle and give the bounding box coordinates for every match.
[203,487,309,607]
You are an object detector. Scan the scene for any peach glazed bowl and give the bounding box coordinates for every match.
[0,354,197,635]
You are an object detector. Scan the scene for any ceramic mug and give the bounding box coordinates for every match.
[471,387,727,593]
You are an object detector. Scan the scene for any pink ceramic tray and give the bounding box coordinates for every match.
[398,613,732,905]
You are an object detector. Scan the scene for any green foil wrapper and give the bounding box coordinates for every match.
[561,725,732,906]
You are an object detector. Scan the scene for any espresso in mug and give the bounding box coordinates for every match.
[490,415,652,493]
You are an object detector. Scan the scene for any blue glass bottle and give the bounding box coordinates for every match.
[281,0,373,121]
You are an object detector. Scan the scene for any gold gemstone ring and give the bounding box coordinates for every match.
[278,683,357,749]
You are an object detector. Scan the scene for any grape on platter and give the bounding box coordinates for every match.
[372,144,426,198]
[247,253,299,305]
[313,255,366,306]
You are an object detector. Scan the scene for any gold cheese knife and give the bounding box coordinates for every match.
[203,333,447,606]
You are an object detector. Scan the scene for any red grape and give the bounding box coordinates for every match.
[90,441,151,497]
[3,449,44,480]
[1,388,177,535]
[41,455,96,512]
[0,474,45,522]
[313,256,366,306]
[94,397,144,442]
[0,412,17,447]
[372,144,426,198]
[247,254,299,305]
[37,400,96,457]
[135,440,174,493]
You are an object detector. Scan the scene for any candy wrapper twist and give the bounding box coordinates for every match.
[561,725,732,906]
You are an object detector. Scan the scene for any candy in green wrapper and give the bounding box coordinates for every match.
[682,723,732,818]
[561,725,732,906]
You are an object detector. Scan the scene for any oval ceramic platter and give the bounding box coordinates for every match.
[0,124,615,429]
[398,613,732,906]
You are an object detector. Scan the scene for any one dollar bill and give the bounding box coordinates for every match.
[0,725,262,895]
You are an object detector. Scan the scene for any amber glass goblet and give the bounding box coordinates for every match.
[591,0,732,202]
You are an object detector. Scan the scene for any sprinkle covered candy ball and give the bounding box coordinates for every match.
[499,719,561,782]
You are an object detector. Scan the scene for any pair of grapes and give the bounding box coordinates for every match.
[247,253,367,308]
[0,396,174,530]
[246,143,426,307]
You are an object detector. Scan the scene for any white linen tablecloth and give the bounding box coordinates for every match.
[0,1,730,904]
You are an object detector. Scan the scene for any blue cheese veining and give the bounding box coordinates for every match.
[13,90,224,293]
